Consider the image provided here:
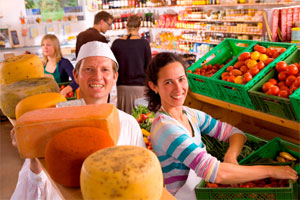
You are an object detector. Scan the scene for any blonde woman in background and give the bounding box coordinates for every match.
[41,34,78,97]
[111,14,152,114]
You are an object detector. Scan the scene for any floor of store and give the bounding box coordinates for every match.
[0,119,24,199]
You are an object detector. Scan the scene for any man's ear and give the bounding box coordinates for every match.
[148,81,157,94]
[113,71,118,84]
[73,70,79,85]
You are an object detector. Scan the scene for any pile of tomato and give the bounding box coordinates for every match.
[262,61,300,98]
[187,58,232,78]
[220,44,286,84]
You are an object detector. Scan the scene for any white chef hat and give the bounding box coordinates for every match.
[76,41,119,70]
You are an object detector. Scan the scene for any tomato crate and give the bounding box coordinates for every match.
[248,49,300,121]
[195,137,299,200]
[58,82,77,100]
[187,38,255,99]
[288,50,300,122]
[211,41,297,109]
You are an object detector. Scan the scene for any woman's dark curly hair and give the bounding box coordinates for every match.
[145,52,187,112]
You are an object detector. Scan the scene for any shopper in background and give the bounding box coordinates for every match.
[111,14,151,114]
[42,34,78,97]
[145,52,298,200]
[75,11,113,57]
[10,41,145,200]
[75,11,117,106]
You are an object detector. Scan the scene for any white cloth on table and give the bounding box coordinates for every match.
[10,109,145,200]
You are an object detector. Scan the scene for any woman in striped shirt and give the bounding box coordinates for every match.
[145,52,298,199]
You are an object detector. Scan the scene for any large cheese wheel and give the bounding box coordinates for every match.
[0,54,44,84]
[45,127,114,187]
[0,77,59,118]
[81,145,164,200]
[15,103,120,158]
[15,92,67,119]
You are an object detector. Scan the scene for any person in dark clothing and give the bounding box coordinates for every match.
[75,11,114,57]
[111,14,152,114]
[41,34,78,97]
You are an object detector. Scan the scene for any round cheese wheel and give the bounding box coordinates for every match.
[0,54,44,84]
[0,77,59,118]
[45,127,114,187]
[81,145,164,200]
[15,92,67,119]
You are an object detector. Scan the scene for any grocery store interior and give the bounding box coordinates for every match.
[0,0,300,199]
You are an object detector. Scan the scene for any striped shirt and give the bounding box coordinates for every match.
[150,106,245,195]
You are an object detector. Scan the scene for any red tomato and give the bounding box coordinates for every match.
[240,65,248,73]
[263,58,274,66]
[280,48,286,54]
[249,67,259,76]
[272,51,281,59]
[270,49,278,58]
[243,72,253,83]
[277,81,286,88]
[278,90,289,98]
[238,52,251,61]
[256,45,267,54]
[285,75,296,86]
[262,82,274,92]
[234,61,245,68]
[275,61,288,72]
[187,69,192,73]
[286,64,299,75]
[269,86,280,96]
[266,47,273,57]
[221,72,230,78]
[278,71,287,81]
[228,75,236,83]
[230,69,243,76]
[294,77,300,88]
[267,79,277,86]
[280,86,290,91]
[257,61,265,70]
[226,66,234,72]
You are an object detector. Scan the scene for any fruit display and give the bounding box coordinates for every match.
[15,104,120,158]
[80,146,164,200]
[220,44,287,85]
[261,61,300,98]
[187,58,232,78]
[131,105,155,150]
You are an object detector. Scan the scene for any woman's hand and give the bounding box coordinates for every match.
[270,165,298,182]
[60,85,73,97]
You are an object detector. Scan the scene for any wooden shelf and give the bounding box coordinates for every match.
[188,91,300,131]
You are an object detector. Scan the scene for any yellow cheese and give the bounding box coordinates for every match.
[81,145,164,200]
[15,104,120,158]
[0,77,59,118]
[0,54,44,84]
[15,92,67,119]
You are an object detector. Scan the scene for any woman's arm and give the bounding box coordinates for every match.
[223,133,246,165]
[59,58,79,90]
[215,162,298,184]
[59,85,73,97]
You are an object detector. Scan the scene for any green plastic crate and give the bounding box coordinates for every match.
[248,69,298,121]
[195,137,299,200]
[187,38,255,98]
[211,41,297,109]
[248,49,300,121]
[58,82,77,100]
[288,49,300,122]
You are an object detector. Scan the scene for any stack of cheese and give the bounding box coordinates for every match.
[0,54,63,119]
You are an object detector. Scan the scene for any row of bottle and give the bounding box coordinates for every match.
[99,0,155,9]
[111,13,155,30]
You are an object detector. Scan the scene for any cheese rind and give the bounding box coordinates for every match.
[0,54,44,84]
[15,92,67,119]
[45,127,114,187]
[15,104,120,158]
[0,77,59,118]
[81,145,164,200]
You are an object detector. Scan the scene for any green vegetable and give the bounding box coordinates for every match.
[131,105,155,132]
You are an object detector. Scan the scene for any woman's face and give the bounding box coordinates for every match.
[41,39,55,57]
[151,61,188,109]
[74,56,118,104]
